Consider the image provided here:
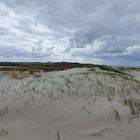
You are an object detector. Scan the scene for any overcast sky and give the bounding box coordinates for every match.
[0,0,140,66]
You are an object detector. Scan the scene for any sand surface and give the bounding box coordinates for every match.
[0,68,140,140]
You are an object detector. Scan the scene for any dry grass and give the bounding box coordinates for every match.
[0,62,139,73]
[122,97,140,115]
[0,128,9,136]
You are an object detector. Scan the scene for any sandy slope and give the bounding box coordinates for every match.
[0,68,140,140]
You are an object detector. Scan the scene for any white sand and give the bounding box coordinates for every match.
[0,67,140,140]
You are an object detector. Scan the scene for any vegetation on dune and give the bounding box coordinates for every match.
[0,62,139,81]
[0,62,94,72]
[0,62,139,71]
[122,97,140,115]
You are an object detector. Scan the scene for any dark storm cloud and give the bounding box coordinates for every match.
[0,0,140,65]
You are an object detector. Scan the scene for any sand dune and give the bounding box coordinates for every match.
[0,67,140,140]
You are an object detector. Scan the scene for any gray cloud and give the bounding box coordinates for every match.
[0,0,140,66]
